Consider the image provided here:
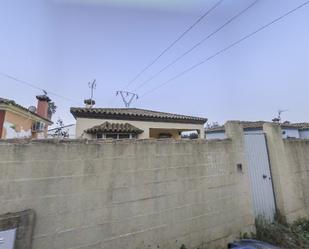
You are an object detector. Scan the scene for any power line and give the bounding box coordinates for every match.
[107,0,224,106]
[0,72,81,105]
[133,0,259,92]
[140,0,309,98]
[122,0,225,90]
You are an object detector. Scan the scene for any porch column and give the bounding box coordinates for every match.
[198,128,205,139]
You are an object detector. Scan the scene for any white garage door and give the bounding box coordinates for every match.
[244,133,276,221]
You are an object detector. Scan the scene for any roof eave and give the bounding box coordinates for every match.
[0,103,53,124]
[71,110,206,125]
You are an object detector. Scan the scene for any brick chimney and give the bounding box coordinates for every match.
[36,95,51,119]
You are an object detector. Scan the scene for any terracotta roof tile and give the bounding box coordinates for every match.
[85,122,143,134]
[71,107,207,124]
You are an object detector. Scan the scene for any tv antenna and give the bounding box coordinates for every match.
[88,79,96,102]
[116,91,138,108]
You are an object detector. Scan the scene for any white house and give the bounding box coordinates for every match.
[205,121,309,140]
[70,107,207,140]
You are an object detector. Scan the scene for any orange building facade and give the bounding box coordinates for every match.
[0,96,53,139]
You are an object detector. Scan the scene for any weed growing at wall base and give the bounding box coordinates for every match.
[242,217,309,249]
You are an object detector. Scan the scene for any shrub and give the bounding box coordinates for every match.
[252,217,309,249]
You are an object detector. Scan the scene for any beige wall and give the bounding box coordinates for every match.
[0,127,255,249]
[1,122,308,249]
[75,117,205,139]
[213,122,309,223]
[284,140,309,220]
[264,123,309,222]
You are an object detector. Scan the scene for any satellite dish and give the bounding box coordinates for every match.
[28,106,37,113]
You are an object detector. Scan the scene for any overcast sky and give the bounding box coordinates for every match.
[0,0,308,126]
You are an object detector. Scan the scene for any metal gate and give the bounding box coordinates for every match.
[244,133,276,221]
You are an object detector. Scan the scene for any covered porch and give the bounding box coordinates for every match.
[149,128,203,139]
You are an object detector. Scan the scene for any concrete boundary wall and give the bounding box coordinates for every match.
[0,122,255,249]
[1,122,308,249]
[264,123,309,222]
[218,122,309,223]
[0,209,35,249]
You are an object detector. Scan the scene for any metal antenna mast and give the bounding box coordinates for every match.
[272,109,288,123]
[278,109,288,122]
[116,91,138,108]
[88,79,96,102]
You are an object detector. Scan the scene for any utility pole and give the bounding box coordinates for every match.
[116,91,138,108]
